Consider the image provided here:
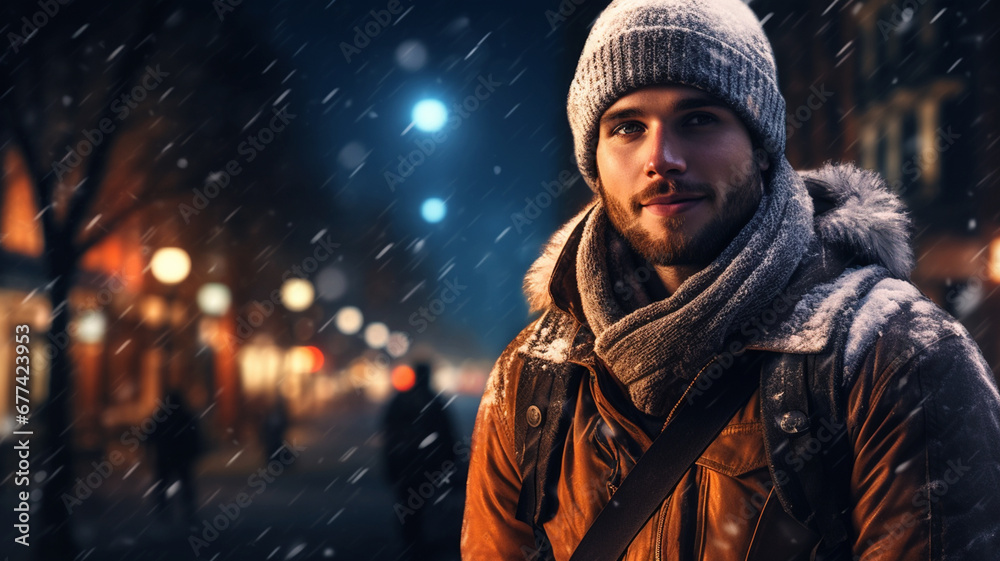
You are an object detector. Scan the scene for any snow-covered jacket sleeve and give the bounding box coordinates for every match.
[461,332,540,559]
[846,317,1000,559]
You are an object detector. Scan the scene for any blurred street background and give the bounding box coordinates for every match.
[0,0,998,559]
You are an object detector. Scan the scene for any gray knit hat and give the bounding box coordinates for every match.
[567,0,786,191]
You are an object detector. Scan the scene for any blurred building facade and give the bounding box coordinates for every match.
[0,140,364,453]
[756,0,1000,370]
[0,0,374,464]
[0,143,486,456]
[0,146,241,451]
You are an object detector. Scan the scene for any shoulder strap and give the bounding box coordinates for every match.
[569,352,765,561]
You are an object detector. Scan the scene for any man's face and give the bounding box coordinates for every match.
[595,84,768,267]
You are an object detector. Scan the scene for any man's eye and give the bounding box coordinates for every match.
[684,113,718,126]
[611,122,644,136]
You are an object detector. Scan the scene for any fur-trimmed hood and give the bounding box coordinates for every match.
[523,163,914,315]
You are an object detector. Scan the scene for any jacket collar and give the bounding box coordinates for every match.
[522,163,914,357]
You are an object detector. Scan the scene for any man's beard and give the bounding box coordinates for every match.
[600,169,764,268]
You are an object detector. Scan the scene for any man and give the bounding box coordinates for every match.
[383,362,459,559]
[150,390,202,524]
[462,0,1000,559]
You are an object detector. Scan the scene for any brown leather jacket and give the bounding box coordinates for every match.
[462,165,1000,560]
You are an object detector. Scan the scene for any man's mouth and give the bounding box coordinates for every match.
[641,194,707,217]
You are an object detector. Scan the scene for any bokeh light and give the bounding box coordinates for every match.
[140,296,166,328]
[316,266,348,301]
[196,283,232,316]
[305,346,325,372]
[289,345,325,374]
[335,306,363,335]
[281,278,315,312]
[421,197,446,223]
[391,365,416,392]
[412,99,447,132]
[363,322,390,349]
[989,238,1000,283]
[75,310,107,344]
[150,247,191,285]
[395,40,428,71]
[337,141,368,170]
[386,332,410,358]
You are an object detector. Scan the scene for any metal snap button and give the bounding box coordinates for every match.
[779,410,810,434]
[526,405,543,428]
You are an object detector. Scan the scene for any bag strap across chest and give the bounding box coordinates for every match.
[512,290,861,560]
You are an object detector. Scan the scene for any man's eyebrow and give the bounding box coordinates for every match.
[600,107,644,125]
[600,97,731,126]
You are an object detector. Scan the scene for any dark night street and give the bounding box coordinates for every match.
[3,394,478,561]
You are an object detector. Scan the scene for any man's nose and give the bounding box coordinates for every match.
[643,127,686,178]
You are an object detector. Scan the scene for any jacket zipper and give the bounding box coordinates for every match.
[571,354,720,560]
[654,357,718,561]
[655,499,669,561]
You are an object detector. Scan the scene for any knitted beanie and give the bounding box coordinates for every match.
[567,0,786,191]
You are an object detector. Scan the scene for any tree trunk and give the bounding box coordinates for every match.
[36,239,79,561]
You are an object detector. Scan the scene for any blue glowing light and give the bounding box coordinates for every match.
[412,99,447,132]
[421,198,446,223]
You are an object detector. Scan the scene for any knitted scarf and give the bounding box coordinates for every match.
[577,158,814,416]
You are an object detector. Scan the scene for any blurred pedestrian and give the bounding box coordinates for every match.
[149,390,202,524]
[382,362,458,560]
[261,394,290,462]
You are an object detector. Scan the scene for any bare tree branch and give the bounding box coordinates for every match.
[64,0,171,243]
[75,192,191,255]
